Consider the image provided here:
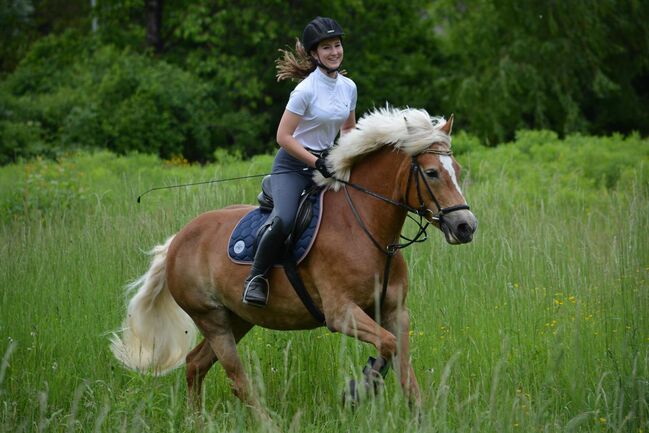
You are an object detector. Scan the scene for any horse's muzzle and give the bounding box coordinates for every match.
[440,209,477,244]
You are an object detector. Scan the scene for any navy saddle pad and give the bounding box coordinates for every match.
[228,190,324,265]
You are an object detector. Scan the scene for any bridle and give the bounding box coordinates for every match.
[405,148,471,223]
[337,147,470,316]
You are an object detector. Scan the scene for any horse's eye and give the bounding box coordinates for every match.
[425,169,439,179]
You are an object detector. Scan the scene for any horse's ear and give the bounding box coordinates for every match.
[441,114,454,135]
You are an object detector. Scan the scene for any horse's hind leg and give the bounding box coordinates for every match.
[186,340,216,407]
[191,307,265,414]
[186,314,254,407]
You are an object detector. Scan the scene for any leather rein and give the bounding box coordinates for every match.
[338,148,470,317]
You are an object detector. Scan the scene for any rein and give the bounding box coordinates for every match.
[337,149,470,316]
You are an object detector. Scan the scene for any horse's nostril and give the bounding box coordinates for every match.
[458,222,472,235]
[454,222,474,243]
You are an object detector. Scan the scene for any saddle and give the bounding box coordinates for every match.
[228,176,323,265]
[228,176,326,323]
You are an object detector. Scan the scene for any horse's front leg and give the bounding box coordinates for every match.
[326,303,398,362]
[324,299,421,409]
[383,307,421,408]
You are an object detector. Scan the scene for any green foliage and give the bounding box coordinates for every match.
[0,35,219,163]
[90,46,215,160]
[0,137,647,432]
[430,0,649,144]
[0,151,134,221]
[1,0,648,163]
[450,130,486,156]
[337,0,442,111]
[0,117,47,164]
[0,149,273,223]
[462,129,648,209]
[0,0,491,163]
[0,0,34,74]
[2,29,87,94]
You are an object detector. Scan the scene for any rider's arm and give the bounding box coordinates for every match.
[340,110,356,136]
[276,110,319,168]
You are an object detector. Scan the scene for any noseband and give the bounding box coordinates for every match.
[338,147,471,317]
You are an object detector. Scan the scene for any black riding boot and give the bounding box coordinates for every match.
[242,217,286,307]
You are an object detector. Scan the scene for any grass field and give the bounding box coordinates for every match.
[0,137,648,432]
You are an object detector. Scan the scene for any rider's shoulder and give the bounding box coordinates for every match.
[338,74,356,91]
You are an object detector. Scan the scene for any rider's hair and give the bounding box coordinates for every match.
[275,38,317,82]
[275,38,347,82]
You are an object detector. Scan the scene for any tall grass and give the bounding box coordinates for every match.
[0,145,647,432]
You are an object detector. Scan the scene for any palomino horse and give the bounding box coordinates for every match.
[111,107,477,413]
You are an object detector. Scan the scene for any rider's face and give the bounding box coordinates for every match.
[313,38,343,70]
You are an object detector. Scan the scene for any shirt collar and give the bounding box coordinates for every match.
[314,67,338,87]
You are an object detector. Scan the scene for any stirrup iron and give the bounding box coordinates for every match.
[242,274,269,307]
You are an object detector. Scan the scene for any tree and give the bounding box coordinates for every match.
[145,0,163,53]
[1,0,34,74]
[430,0,649,143]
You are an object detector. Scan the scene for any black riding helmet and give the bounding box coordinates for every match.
[302,16,344,53]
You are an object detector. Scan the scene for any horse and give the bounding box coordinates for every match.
[110,106,478,416]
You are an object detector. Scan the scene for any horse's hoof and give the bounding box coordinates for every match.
[341,379,361,409]
[364,370,385,396]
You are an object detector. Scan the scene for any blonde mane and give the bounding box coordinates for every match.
[315,106,451,190]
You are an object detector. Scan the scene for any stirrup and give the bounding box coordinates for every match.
[242,274,269,308]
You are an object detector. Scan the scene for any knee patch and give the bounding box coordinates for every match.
[268,216,288,239]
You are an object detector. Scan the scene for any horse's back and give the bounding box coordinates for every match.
[172,205,252,257]
[166,205,253,313]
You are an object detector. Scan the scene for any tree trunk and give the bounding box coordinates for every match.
[145,0,163,54]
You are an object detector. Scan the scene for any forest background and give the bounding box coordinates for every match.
[1,0,648,164]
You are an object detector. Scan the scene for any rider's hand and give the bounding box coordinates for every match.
[315,157,333,178]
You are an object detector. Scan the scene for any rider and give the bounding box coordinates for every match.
[242,16,357,307]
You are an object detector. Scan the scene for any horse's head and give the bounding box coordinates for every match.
[320,106,477,244]
[405,115,477,244]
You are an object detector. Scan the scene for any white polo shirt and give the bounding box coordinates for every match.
[286,68,357,151]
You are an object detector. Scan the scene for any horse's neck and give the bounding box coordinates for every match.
[343,148,410,245]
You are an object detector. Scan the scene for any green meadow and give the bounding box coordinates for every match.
[1,131,648,432]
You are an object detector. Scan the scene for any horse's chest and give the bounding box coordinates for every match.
[344,278,389,310]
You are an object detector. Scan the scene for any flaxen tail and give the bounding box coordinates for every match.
[110,236,197,375]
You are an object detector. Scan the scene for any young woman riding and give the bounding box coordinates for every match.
[242,16,357,307]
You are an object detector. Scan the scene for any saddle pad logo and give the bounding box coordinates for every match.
[233,240,246,255]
